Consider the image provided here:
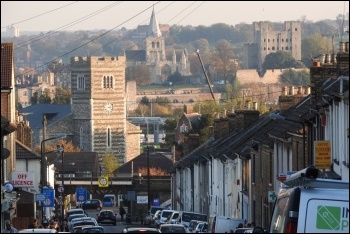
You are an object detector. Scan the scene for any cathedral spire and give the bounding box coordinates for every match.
[148,7,162,37]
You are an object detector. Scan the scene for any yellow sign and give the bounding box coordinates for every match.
[314,141,331,169]
[98,176,109,187]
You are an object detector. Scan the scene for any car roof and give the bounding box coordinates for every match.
[71,217,95,222]
[18,229,57,233]
[123,227,161,233]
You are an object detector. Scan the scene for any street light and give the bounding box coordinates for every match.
[56,145,64,223]
[147,146,150,212]
[40,133,66,223]
[269,113,306,168]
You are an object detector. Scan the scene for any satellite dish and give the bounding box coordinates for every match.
[1,148,10,160]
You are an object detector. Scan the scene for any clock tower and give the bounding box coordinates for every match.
[71,56,127,165]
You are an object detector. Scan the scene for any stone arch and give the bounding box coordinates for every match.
[173,99,179,103]
[161,64,172,81]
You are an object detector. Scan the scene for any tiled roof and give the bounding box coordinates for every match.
[16,140,40,160]
[18,104,71,129]
[116,150,173,176]
[1,43,13,88]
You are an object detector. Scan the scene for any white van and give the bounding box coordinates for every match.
[176,211,207,229]
[208,215,244,233]
[269,166,349,233]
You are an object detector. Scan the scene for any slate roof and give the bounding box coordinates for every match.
[1,42,13,88]
[18,104,71,129]
[268,95,315,141]
[16,140,40,160]
[116,150,173,176]
[46,152,99,176]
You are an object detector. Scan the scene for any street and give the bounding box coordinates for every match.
[84,207,146,233]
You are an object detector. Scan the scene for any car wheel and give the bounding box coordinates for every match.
[97,206,101,211]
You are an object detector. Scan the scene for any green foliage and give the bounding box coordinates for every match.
[140,96,150,106]
[103,151,119,177]
[168,71,182,83]
[161,118,178,148]
[154,96,171,107]
[262,51,305,71]
[126,64,151,85]
[279,69,310,86]
[53,87,71,104]
[301,34,330,67]
[38,89,52,104]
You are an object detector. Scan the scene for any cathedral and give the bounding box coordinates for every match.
[125,8,191,84]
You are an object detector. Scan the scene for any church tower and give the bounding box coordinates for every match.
[145,8,165,65]
[70,56,127,166]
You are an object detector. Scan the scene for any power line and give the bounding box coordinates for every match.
[1,1,79,29]
[14,1,124,50]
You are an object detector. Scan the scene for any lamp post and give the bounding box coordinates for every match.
[40,134,66,223]
[147,146,150,212]
[269,113,306,168]
[57,145,64,223]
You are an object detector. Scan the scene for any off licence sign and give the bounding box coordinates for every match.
[314,141,331,169]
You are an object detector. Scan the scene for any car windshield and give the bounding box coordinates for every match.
[189,221,199,229]
[73,221,96,227]
[182,212,207,222]
[160,226,186,233]
[68,214,86,222]
[103,197,112,202]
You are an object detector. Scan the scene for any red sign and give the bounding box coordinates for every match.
[277,173,287,182]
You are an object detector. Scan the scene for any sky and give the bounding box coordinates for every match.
[1,1,348,32]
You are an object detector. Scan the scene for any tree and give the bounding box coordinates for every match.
[138,166,170,176]
[34,139,80,154]
[279,68,310,86]
[161,118,178,149]
[103,151,119,177]
[38,89,52,104]
[301,35,330,67]
[262,51,305,72]
[192,38,210,54]
[31,92,39,104]
[212,39,236,84]
[53,87,71,104]
[126,64,151,85]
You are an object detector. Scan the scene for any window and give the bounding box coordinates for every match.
[103,76,113,89]
[282,39,284,42]
[286,39,288,42]
[23,90,28,96]
[157,41,160,48]
[272,46,275,50]
[79,127,83,149]
[295,28,298,31]
[152,42,155,48]
[77,75,85,90]
[285,46,288,50]
[180,124,188,133]
[107,128,112,147]
[269,152,273,184]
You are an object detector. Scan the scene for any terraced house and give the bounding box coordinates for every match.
[170,42,349,229]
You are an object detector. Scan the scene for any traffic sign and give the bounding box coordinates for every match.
[76,188,87,203]
[42,188,55,208]
[58,185,64,193]
[35,194,46,202]
[98,176,109,187]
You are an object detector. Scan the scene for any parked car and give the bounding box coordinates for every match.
[96,210,117,225]
[234,228,254,233]
[167,211,180,224]
[193,221,208,233]
[160,224,188,233]
[121,227,161,233]
[18,229,57,233]
[147,206,164,224]
[187,220,202,233]
[149,210,162,227]
[67,214,88,230]
[81,225,104,233]
[208,216,244,233]
[157,209,175,228]
[177,211,207,229]
[81,199,102,210]
[69,217,99,233]
[66,208,86,220]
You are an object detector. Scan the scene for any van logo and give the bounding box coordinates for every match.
[316,206,348,231]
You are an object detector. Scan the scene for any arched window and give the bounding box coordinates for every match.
[272,46,275,50]
[152,42,155,48]
[285,46,288,50]
[157,42,160,48]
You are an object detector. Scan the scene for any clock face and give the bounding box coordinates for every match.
[104,103,113,113]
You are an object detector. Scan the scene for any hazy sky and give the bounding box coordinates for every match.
[1,1,348,32]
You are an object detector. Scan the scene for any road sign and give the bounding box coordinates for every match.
[42,188,55,208]
[35,194,46,202]
[58,185,64,193]
[76,188,87,203]
[268,191,277,203]
[98,176,109,187]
